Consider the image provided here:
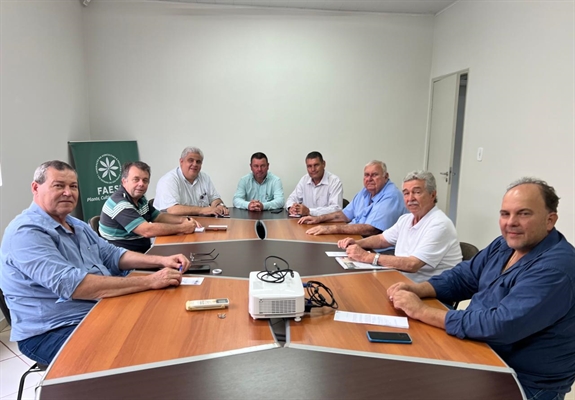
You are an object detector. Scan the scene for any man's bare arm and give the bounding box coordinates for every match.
[132,217,198,238]
[356,234,390,249]
[307,223,381,236]
[299,210,349,225]
[166,204,205,216]
[72,268,182,300]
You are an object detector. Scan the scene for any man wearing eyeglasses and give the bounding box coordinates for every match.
[299,161,407,237]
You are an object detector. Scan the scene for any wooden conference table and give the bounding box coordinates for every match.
[39,209,524,399]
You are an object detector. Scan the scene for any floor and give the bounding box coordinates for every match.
[0,324,573,400]
[0,327,42,400]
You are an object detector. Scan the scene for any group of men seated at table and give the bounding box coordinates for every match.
[0,155,574,400]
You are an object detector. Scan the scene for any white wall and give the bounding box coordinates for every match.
[82,2,435,204]
[431,1,574,248]
[0,0,89,323]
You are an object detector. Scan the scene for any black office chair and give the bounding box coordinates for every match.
[0,289,48,400]
[148,198,154,208]
[342,198,349,208]
[452,242,480,310]
[89,215,101,237]
[460,242,479,262]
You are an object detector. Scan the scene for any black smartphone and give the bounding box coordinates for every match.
[366,331,412,344]
[185,265,211,274]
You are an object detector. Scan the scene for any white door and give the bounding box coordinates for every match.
[426,74,459,216]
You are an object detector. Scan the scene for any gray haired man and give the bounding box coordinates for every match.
[338,171,462,283]
[154,147,228,216]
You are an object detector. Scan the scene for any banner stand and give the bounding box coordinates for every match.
[69,140,139,221]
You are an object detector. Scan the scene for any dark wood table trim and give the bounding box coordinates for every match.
[39,347,524,400]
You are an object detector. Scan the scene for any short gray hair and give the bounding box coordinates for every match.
[33,160,76,184]
[403,170,437,203]
[364,160,387,174]
[507,177,559,213]
[180,147,204,160]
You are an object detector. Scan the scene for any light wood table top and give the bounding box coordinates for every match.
[45,275,276,380]
[155,217,259,244]
[289,271,507,368]
[263,219,358,243]
[155,216,361,245]
[42,216,520,400]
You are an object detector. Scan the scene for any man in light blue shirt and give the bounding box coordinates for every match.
[0,160,191,365]
[300,161,407,236]
[233,152,285,211]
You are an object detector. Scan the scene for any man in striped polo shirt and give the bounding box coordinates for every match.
[99,161,200,253]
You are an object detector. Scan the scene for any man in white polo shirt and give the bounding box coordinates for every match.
[154,146,228,216]
[338,171,462,283]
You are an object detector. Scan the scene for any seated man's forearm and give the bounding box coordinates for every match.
[379,255,426,273]
[332,223,381,236]
[413,305,447,330]
[166,204,204,216]
[357,234,387,250]
[72,274,155,300]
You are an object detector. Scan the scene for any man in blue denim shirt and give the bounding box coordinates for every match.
[388,178,575,400]
[0,160,191,365]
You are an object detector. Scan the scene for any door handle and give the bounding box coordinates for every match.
[439,170,451,183]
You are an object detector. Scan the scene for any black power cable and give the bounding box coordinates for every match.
[256,255,294,283]
[303,280,338,312]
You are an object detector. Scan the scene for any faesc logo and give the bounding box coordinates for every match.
[95,154,121,184]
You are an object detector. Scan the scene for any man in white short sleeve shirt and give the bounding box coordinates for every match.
[154,147,228,217]
[338,171,462,283]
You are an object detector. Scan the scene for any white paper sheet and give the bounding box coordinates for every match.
[334,310,409,328]
[181,277,205,286]
[325,251,347,257]
[335,257,391,270]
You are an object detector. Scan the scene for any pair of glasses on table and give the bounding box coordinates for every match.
[190,249,219,263]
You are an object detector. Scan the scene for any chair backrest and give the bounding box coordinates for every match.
[342,198,350,208]
[460,242,479,261]
[0,288,12,326]
[89,215,101,237]
[148,198,154,208]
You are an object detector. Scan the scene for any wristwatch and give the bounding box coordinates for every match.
[372,253,380,266]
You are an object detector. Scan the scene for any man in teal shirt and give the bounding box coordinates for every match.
[233,152,285,211]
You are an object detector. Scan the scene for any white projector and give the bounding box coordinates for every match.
[248,271,305,322]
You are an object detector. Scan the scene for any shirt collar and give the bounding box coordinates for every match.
[501,228,561,265]
[410,206,438,230]
[29,201,81,233]
[371,179,392,201]
[119,185,146,208]
[177,167,198,186]
[252,173,269,185]
[305,171,328,187]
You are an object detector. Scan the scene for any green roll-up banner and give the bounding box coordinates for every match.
[69,140,139,221]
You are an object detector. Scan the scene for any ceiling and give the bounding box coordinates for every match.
[151,0,458,15]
